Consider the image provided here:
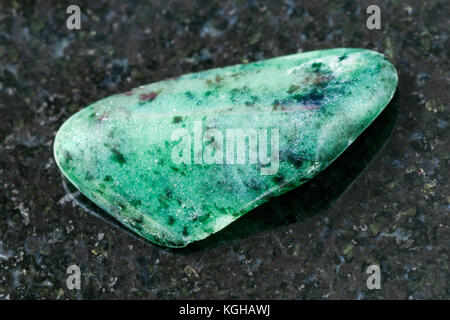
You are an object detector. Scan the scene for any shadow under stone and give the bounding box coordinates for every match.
[61,93,399,253]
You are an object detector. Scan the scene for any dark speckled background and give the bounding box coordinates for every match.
[0,0,448,299]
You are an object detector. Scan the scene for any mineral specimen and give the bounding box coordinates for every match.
[54,48,398,247]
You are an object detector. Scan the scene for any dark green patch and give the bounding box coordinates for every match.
[272,174,285,184]
[244,178,263,191]
[292,88,324,104]
[311,62,323,72]
[64,150,73,163]
[185,91,195,100]
[116,201,126,211]
[133,215,144,224]
[84,172,94,181]
[110,148,127,166]
[198,213,211,223]
[286,152,304,168]
[287,85,300,94]
[272,99,280,111]
[173,116,183,123]
[245,95,259,106]
[130,199,142,207]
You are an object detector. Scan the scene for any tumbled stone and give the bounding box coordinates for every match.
[54,48,398,247]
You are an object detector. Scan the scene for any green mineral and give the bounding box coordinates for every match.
[54,48,398,247]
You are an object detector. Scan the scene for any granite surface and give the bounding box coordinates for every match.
[0,0,448,299]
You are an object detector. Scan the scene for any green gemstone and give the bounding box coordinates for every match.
[54,48,397,248]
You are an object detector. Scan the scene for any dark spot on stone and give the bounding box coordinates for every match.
[110,148,127,166]
[205,90,212,97]
[245,177,263,190]
[182,226,189,236]
[185,91,195,100]
[139,91,159,102]
[198,213,211,223]
[97,114,108,122]
[116,201,126,211]
[132,217,143,230]
[203,227,214,234]
[245,95,258,106]
[212,205,227,214]
[292,88,324,105]
[173,116,183,123]
[64,150,73,163]
[103,175,113,182]
[287,85,299,94]
[232,211,241,217]
[272,99,280,111]
[167,216,175,225]
[287,152,304,168]
[85,172,94,181]
[311,62,323,72]
[338,54,347,62]
[272,174,285,183]
[131,199,142,207]
[229,88,241,103]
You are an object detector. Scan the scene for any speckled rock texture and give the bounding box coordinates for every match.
[0,0,448,299]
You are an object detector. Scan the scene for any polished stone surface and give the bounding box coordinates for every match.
[54,48,397,247]
[0,0,447,299]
